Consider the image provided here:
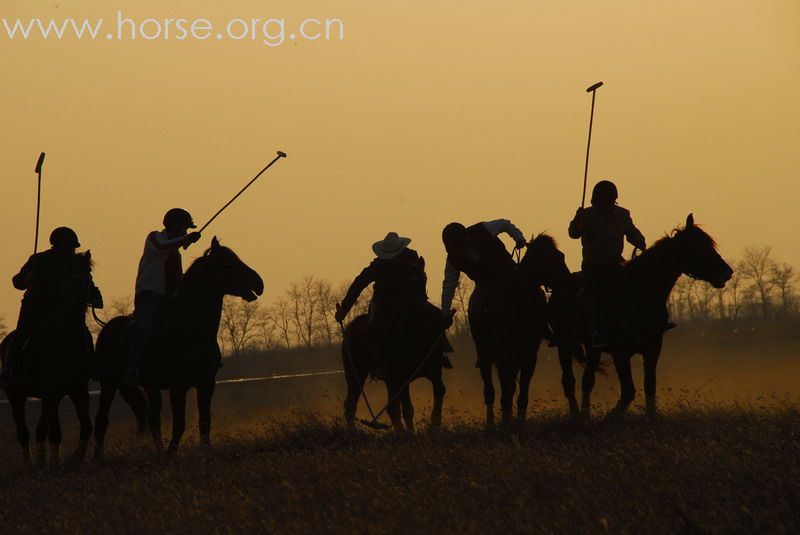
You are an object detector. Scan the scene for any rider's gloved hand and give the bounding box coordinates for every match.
[187,232,202,244]
[515,237,527,249]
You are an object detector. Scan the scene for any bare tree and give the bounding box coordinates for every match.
[739,247,776,320]
[219,297,263,356]
[313,278,338,346]
[257,307,280,351]
[272,297,293,349]
[288,276,321,349]
[726,268,743,322]
[770,262,796,319]
[452,276,475,335]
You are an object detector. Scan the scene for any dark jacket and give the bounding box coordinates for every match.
[339,248,427,317]
[569,205,646,266]
[446,223,515,283]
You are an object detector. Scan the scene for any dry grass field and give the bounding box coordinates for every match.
[0,327,798,533]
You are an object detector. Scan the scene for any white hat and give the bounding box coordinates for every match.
[372,232,411,260]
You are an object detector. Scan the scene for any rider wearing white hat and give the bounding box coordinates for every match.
[336,231,452,377]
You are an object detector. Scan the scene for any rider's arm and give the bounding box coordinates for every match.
[148,231,196,251]
[339,262,377,317]
[440,259,461,314]
[483,219,525,244]
[624,214,646,250]
[568,208,584,239]
[12,255,35,290]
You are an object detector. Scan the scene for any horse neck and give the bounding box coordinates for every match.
[626,239,682,303]
[175,268,224,337]
[514,256,544,292]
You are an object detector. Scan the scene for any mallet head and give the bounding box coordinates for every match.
[277,151,287,158]
[35,152,46,174]
[586,81,604,93]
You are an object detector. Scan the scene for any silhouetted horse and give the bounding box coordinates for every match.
[479,234,572,427]
[1,252,95,465]
[93,238,263,456]
[570,214,733,417]
[342,304,450,431]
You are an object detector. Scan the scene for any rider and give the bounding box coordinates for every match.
[440,219,528,368]
[123,208,201,385]
[0,227,102,386]
[568,180,646,348]
[334,231,451,378]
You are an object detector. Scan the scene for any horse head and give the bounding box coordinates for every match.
[672,214,733,289]
[62,250,94,315]
[196,237,264,301]
[520,233,571,290]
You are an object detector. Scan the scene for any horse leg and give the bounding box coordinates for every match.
[400,386,415,433]
[517,353,538,427]
[430,371,446,429]
[68,387,93,465]
[93,380,117,460]
[581,347,601,417]
[343,365,367,430]
[498,366,517,427]
[643,348,662,418]
[47,395,64,468]
[167,387,188,455]
[557,342,579,418]
[9,392,31,463]
[479,363,495,429]
[35,401,49,465]
[610,353,636,417]
[197,379,216,446]
[384,382,404,432]
[146,388,164,452]
[119,383,149,438]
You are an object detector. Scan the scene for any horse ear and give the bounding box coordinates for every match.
[211,236,220,249]
[686,213,694,228]
[85,249,91,259]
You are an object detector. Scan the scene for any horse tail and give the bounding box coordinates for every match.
[95,315,133,380]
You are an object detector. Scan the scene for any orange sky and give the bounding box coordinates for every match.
[1,0,799,324]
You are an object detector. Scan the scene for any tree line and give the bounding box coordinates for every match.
[668,246,797,324]
[1,245,794,355]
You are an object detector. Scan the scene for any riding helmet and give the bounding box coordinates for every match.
[49,227,80,249]
[591,180,618,206]
[163,208,197,230]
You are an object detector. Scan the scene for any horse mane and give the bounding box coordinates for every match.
[625,222,717,275]
[527,232,559,250]
[181,241,242,289]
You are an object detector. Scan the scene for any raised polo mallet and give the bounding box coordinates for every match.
[33,152,46,254]
[581,81,603,209]
[196,150,287,234]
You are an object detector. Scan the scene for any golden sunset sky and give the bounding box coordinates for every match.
[1,0,798,322]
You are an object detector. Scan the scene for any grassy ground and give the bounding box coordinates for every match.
[0,403,798,534]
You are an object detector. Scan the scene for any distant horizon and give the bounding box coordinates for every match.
[2,0,799,324]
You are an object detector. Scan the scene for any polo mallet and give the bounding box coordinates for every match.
[581,82,603,209]
[335,303,389,430]
[196,150,287,234]
[33,152,46,254]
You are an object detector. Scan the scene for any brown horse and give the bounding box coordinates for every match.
[479,234,573,427]
[341,303,450,431]
[558,214,733,418]
[1,252,96,465]
[93,237,263,456]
